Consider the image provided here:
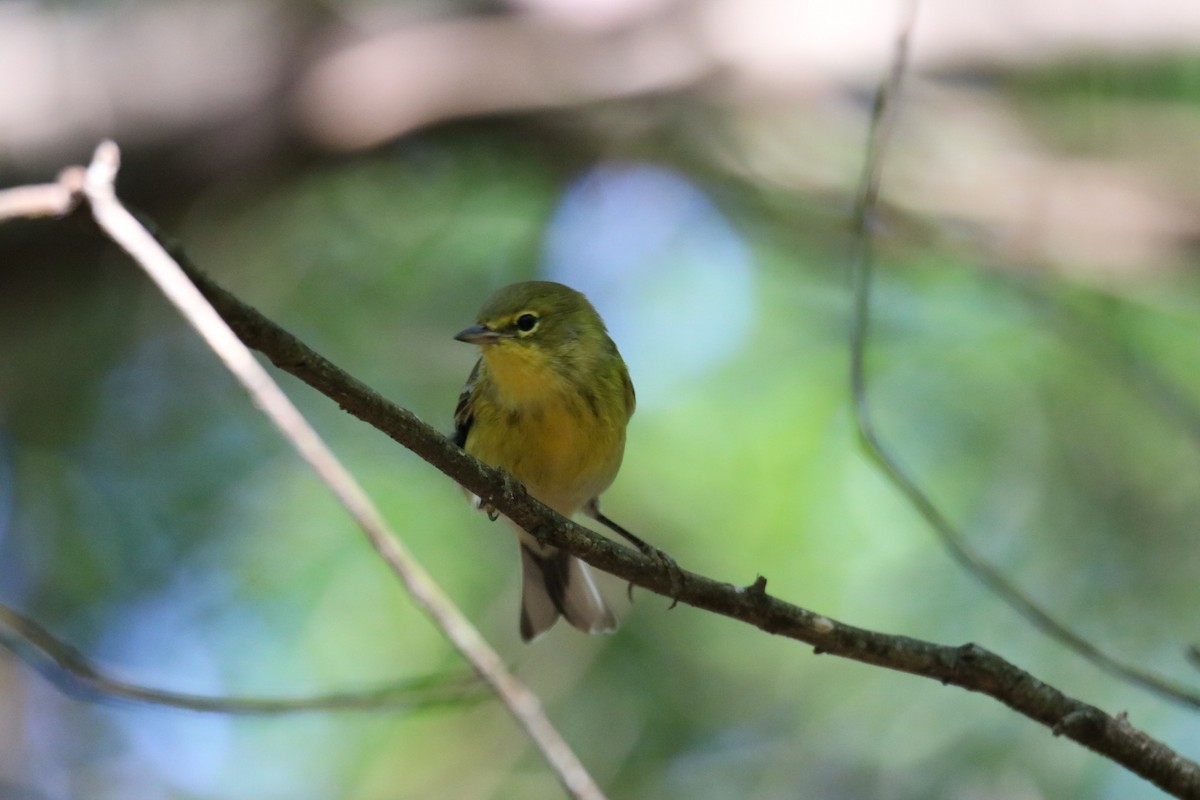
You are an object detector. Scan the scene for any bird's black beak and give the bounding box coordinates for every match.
[454,324,503,345]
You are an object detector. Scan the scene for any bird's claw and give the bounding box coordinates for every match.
[585,504,682,608]
[628,544,683,609]
[479,471,526,522]
[500,470,526,501]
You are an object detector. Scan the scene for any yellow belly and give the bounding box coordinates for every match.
[466,392,625,516]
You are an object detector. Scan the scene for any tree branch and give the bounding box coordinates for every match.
[191,268,1200,796]
[172,214,1199,799]
[0,601,483,714]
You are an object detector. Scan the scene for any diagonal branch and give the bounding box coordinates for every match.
[187,262,1200,799]
[160,225,1200,798]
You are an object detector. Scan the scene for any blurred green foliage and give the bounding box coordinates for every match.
[3,53,1200,800]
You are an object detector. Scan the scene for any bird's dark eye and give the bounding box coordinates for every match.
[516,313,538,332]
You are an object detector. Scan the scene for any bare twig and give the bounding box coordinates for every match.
[0,167,85,220]
[844,0,1200,711]
[0,601,482,714]
[77,141,605,800]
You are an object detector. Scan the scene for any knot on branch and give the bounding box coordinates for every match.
[938,642,988,685]
[1053,707,1106,738]
[745,575,768,596]
[955,642,986,662]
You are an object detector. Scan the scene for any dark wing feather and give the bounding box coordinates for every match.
[451,359,481,448]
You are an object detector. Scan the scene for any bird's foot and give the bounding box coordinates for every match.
[625,542,684,609]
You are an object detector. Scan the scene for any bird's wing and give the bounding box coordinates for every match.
[451,358,481,448]
[621,362,636,419]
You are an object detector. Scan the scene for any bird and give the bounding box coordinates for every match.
[452,280,635,642]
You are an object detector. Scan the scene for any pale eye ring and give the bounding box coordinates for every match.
[516,313,538,332]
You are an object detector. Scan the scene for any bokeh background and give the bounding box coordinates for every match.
[3,0,1200,798]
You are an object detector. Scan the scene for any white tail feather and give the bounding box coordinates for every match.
[519,545,617,642]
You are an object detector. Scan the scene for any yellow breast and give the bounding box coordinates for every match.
[465,344,627,516]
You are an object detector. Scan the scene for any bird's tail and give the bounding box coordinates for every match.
[519,544,617,642]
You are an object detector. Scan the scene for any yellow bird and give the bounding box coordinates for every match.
[453,281,634,641]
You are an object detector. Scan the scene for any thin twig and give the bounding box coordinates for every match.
[0,601,483,714]
[0,167,86,221]
[844,0,1200,712]
[78,141,605,800]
